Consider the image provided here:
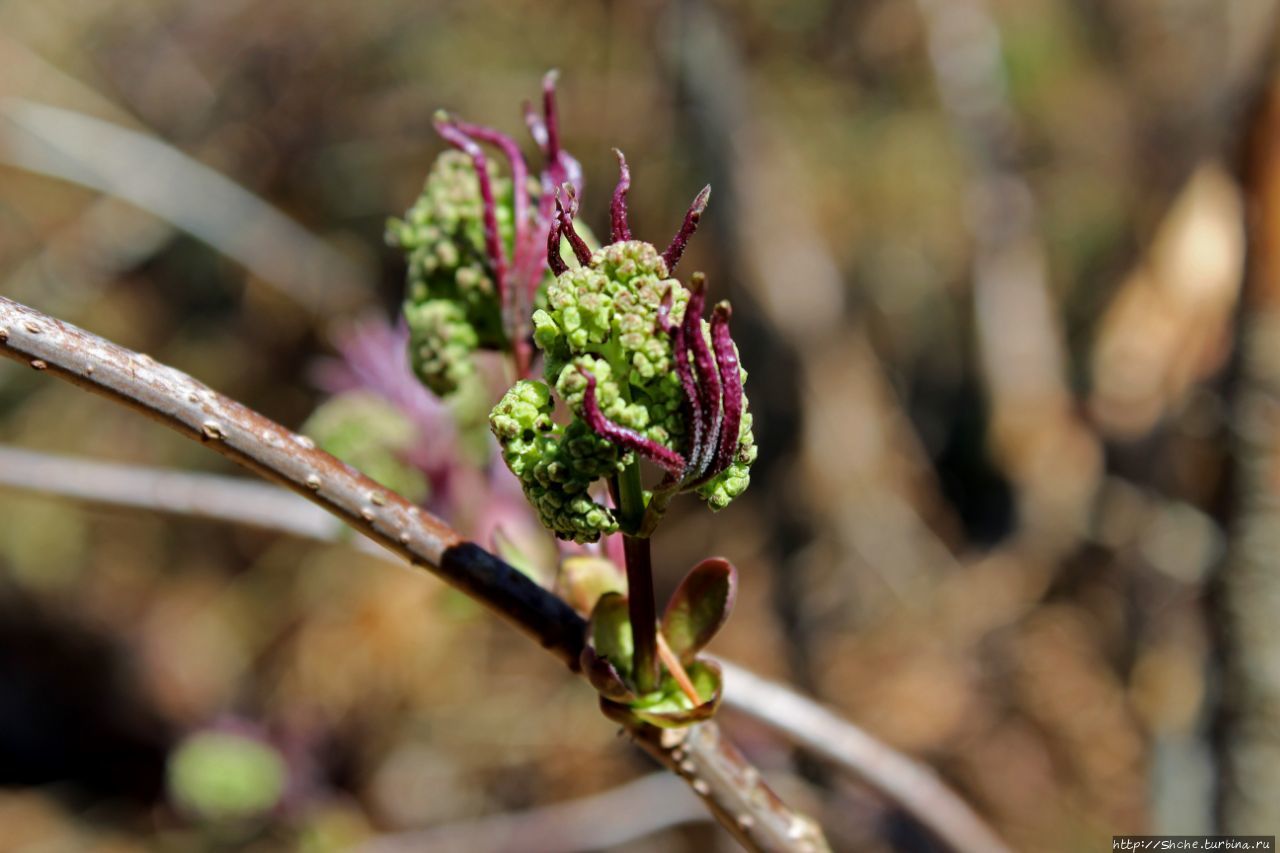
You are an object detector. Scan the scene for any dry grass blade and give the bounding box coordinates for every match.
[0,99,367,313]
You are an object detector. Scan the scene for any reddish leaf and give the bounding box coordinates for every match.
[661,557,737,664]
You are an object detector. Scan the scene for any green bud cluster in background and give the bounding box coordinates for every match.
[387,151,522,397]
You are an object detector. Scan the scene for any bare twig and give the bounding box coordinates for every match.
[0,294,828,853]
[0,444,1010,852]
[362,773,708,853]
[0,444,347,542]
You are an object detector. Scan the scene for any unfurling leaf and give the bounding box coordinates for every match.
[558,555,626,615]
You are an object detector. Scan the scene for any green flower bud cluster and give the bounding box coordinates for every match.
[491,240,757,542]
[536,242,689,445]
[388,151,515,396]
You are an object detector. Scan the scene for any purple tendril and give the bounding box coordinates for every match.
[542,70,562,163]
[610,149,632,243]
[546,218,567,276]
[450,119,534,373]
[577,367,686,475]
[661,185,711,273]
[555,187,593,267]
[709,302,743,477]
[659,287,705,480]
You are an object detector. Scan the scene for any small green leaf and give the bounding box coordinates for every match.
[629,660,724,728]
[588,592,633,670]
[580,592,636,702]
[661,558,737,663]
[558,555,626,615]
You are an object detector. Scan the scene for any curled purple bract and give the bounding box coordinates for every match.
[577,368,685,475]
[709,303,743,478]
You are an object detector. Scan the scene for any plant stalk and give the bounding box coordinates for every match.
[618,460,659,694]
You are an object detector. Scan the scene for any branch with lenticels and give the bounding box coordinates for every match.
[0,294,831,853]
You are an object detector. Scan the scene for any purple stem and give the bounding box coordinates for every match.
[610,149,633,243]
[661,185,711,273]
[622,533,659,693]
[578,368,685,475]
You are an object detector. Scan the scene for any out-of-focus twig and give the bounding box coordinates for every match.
[1088,164,1245,438]
[0,444,1010,853]
[717,661,1011,853]
[0,100,368,313]
[0,444,356,546]
[362,773,708,853]
[0,294,830,853]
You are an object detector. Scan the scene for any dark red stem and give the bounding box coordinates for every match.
[451,119,533,378]
[622,533,659,694]
[434,115,509,326]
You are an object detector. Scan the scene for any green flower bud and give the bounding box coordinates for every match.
[490,380,623,542]
[492,150,756,538]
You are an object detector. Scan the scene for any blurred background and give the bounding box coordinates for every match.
[2,0,1279,849]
